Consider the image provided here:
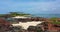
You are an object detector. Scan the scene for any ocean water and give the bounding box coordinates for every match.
[32,14,60,18]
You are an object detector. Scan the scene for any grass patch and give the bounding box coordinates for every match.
[51,21,60,24]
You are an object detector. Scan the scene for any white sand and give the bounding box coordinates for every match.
[12,21,43,29]
[12,16,28,19]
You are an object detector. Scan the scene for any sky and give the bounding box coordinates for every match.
[0,0,60,14]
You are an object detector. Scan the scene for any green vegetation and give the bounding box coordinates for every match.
[51,21,60,24]
[9,12,31,17]
[50,17,60,24]
[0,12,31,17]
[0,14,5,17]
[50,17,57,21]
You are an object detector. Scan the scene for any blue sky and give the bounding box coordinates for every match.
[0,0,60,14]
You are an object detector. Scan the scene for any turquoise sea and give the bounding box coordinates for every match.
[32,14,60,18]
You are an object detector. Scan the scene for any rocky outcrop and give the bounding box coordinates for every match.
[0,18,12,32]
